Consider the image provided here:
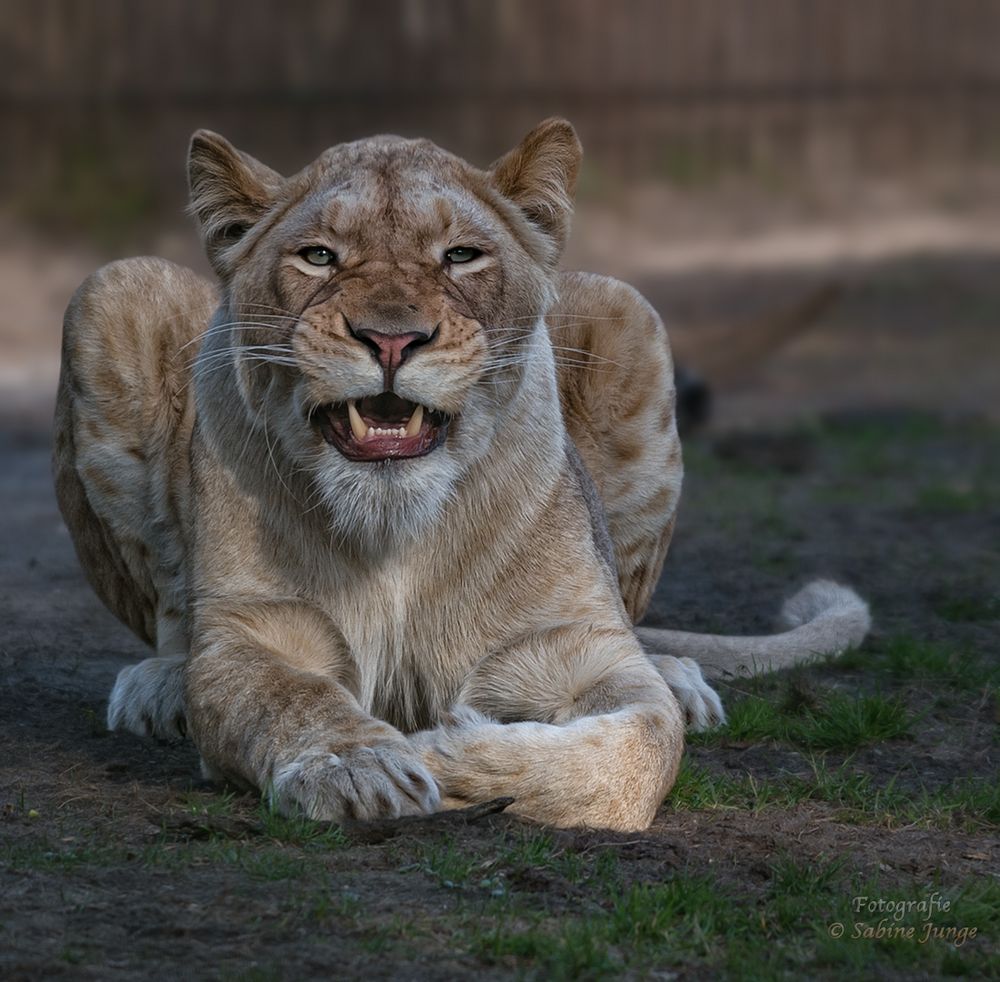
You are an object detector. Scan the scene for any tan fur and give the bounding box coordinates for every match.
[53,120,864,831]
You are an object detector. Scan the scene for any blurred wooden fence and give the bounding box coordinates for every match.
[3,0,1000,219]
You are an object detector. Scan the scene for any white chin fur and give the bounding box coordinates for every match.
[311,447,460,554]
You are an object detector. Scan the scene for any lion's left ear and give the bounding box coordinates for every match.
[489,118,582,260]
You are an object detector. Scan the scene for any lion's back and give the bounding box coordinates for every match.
[550,272,682,622]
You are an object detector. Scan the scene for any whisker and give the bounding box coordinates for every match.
[233,301,301,317]
[262,407,301,505]
[190,349,298,371]
[177,319,294,354]
[196,344,296,360]
[493,313,628,323]
[237,401,266,467]
[547,347,624,368]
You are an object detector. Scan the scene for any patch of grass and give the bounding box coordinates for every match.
[409,839,483,889]
[773,854,845,894]
[500,828,557,869]
[219,967,284,982]
[355,913,427,955]
[818,411,956,453]
[912,777,1000,830]
[472,856,997,978]
[933,593,1000,623]
[180,789,237,818]
[466,851,998,978]
[701,692,787,743]
[882,636,967,677]
[479,914,619,979]
[605,877,731,952]
[798,759,908,819]
[669,757,761,812]
[302,887,363,923]
[694,684,912,751]
[135,836,318,880]
[794,692,912,750]
[257,800,346,849]
[830,645,867,671]
[669,759,1000,832]
[915,484,997,514]
[237,848,311,881]
[498,829,622,890]
[816,875,1000,975]
[476,873,736,977]
[2,839,123,871]
[669,757,803,814]
[834,635,1000,691]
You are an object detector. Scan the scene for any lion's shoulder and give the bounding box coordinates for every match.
[554,271,667,341]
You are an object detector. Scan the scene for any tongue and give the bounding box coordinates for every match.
[359,392,414,424]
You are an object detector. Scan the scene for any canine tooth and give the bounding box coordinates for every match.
[347,400,368,441]
[405,404,424,437]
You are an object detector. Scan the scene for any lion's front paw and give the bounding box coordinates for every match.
[107,656,187,740]
[271,742,441,821]
[409,706,508,809]
[654,656,726,731]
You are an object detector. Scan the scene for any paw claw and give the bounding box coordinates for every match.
[656,656,726,732]
[107,657,187,740]
[272,742,440,822]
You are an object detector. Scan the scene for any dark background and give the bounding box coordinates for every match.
[4,0,1000,430]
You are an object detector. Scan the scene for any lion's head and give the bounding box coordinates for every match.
[188,120,581,551]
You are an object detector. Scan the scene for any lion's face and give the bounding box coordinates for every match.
[189,122,581,550]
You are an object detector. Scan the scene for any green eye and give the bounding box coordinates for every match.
[445,246,482,264]
[300,246,336,266]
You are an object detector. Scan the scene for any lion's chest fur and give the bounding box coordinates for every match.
[330,556,480,733]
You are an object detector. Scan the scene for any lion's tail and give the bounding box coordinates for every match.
[636,580,870,680]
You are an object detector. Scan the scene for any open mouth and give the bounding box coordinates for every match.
[312,393,450,462]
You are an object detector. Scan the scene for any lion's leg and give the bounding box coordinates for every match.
[412,625,701,831]
[185,600,441,820]
[54,258,217,736]
[551,273,682,623]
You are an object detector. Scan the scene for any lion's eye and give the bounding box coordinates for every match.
[444,246,482,264]
[300,246,336,266]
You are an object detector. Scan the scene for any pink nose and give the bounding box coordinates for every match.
[352,329,430,388]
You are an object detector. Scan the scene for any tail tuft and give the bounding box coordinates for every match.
[777,580,871,646]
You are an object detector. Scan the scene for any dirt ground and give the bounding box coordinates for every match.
[1,210,999,978]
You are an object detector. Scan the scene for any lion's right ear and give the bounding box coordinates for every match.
[187,130,285,275]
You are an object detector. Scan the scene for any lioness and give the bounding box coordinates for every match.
[54,120,869,831]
